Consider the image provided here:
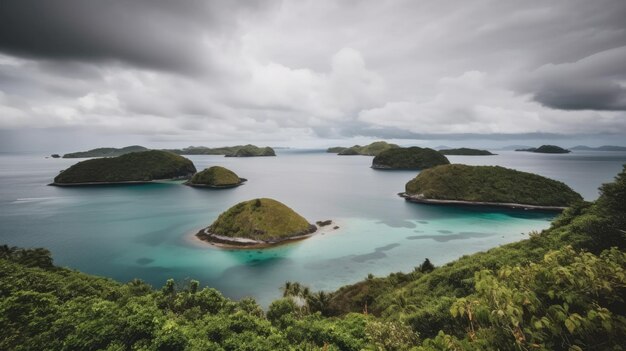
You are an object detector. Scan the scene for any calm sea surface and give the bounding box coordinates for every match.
[1,150,624,306]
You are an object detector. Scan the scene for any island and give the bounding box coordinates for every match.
[328,141,400,156]
[50,154,60,158]
[196,198,318,248]
[166,144,276,157]
[515,145,571,154]
[185,166,246,188]
[438,147,495,156]
[372,147,450,170]
[400,164,582,210]
[63,145,148,158]
[51,150,197,186]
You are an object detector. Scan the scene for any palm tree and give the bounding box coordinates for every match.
[308,291,333,316]
[385,292,418,321]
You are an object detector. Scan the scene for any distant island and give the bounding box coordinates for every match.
[372,147,450,170]
[186,166,246,188]
[327,141,400,156]
[51,150,196,186]
[515,145,571,154]
[438,148,495,156]
[62,145,148,158]
[400,164,582,210]
[168,144,276,157]
[50,154,60,158]
[196,198,318,248]
[570,145,626,151]
[62,144,276,158]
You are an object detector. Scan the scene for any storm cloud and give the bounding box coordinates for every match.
[1,0,625,148]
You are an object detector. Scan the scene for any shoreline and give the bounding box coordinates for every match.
[48,179,186,186]
[398,192,567,211]
[184,178,247,189]
[195,225,318,249]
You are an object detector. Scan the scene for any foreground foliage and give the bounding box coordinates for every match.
[2,166,625,350]
[405,164,583,206]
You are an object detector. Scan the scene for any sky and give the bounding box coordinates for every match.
[1,0,626,152]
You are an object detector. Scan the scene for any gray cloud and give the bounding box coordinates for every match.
[1,0,626,148]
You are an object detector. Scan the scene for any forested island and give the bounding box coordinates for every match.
[196,198,317,248]
[186,166,246,188]
[62,144,276,158]
[371,147,450,170]
[438,147,495,155]
[401,164,582,209]
[167,145,276,157]
[51,150,196,186]
[515,145,571,153]
[2,166,625,350]
[62,145,148,158]
[327,141,400,156]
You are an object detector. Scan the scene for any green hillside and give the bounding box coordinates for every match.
[405,164,582,206]
[53,150,196,185]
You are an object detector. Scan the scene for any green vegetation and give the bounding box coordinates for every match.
[372,147,450,170]
[205,198,315,241]
[187,166,245,188]
[53,150,196,185]
[326,146,348,153]
[331,141,400,156]
[167,144,276,157]
[516,145,571,153]
[438,148,495,156]
[405,164,582,206]
[2,166,626,350]
[63,145,148,158]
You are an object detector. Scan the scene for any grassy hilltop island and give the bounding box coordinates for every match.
[51,150,197,186]
[372,147,450,170]
[166,144,276,157]
[438,147,495,156]
[328,141,400,156]
[197,198,318,248]
[401,164,583,210]
[186,166,246,188]
[515,144,571,153]
[62,145,149,158]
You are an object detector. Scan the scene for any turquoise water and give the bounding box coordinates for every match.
[1,150,624,306]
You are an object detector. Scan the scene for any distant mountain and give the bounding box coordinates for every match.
[570,145,626,151]
[499,145,532,150]
[434,145,452,150]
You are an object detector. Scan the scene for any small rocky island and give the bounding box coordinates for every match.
[196,198,318,248]
[400,164,582,210]
[372,147,450,170]
[438,148,495,156]
[186,166,246,188]
[51,150,196,186]
[328,141,400,156]
[515,145,571,154]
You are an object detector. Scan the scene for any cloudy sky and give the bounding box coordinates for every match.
[1,0,626,151]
